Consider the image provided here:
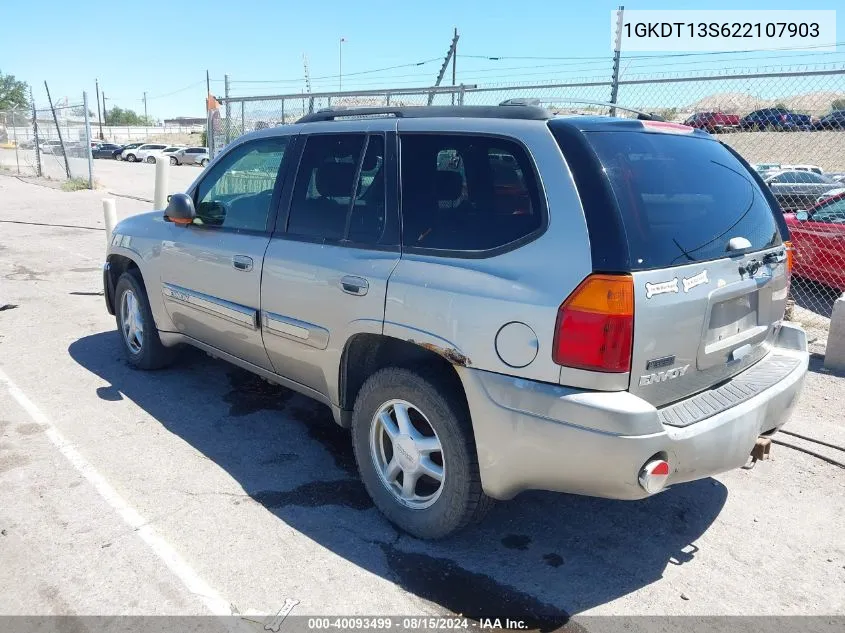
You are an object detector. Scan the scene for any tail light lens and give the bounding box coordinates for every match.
[553,274,634,373]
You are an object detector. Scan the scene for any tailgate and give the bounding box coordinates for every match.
[576,126,788,407]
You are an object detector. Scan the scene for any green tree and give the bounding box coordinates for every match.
[0,70,28,111]
[104,106,155,126]
[831,98,845,111]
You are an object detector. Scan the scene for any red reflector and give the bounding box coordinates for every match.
[641,120,695,134]
[651,461,670,476]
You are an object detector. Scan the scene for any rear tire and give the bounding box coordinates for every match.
[146,156,156,164]
[114,270,174,370]
[351,367,493,539]
[199,158,209,167]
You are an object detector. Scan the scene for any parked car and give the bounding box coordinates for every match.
[682,111,740,133]
[764,170,842,211]
[40,140,64,154]
[92,143,123,159]
[64,141,88,158]
[816,187,845,204]
[812,110,845,130]
[125,144,167,163]
[785,192,845,289]
[781,164,823,175]
[740,108,813,131]
[102,105,807,539]
[115,143,144,161]
[170,146,210,166]
[825,172,845,184]
[18,138,38,149]
[752,162,782,176]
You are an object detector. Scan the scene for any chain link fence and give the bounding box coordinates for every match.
[1,95,95,185]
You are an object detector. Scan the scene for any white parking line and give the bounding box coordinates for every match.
[0,367,235,617]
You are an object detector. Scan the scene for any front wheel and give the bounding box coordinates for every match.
[169,156,178,165]
[351,367,492,539]
[199,158,209,167]
[126,154,136,162]
[114,270,174,370]
[146,156,156,164]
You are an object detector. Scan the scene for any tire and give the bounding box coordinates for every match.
[169,156,178,165]
[199,158,209,167]
[351,367,493,539]
[146,156,156,164]
[114,270,174,370]
[126,154,136,162]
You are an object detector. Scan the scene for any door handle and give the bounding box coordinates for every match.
[232,255,254,272]
[339,275,369,296]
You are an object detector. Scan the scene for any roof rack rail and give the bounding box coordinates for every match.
[296,105,552,124]
[499,97,664,121]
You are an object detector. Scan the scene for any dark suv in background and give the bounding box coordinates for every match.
[740,108,813,131]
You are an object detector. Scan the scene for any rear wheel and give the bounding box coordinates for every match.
[169,156,178,165]
[199,158,209,167]
[146,156,156,164]
[114,270,174,370]
[351,367,492,539]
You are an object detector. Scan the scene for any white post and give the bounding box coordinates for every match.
[154,154,170,210]
[102,198,117,250]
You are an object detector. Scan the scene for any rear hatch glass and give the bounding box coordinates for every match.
[584,129,781,270]
[555,124,789,407]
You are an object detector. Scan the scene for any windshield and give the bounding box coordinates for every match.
[583,131,781,270]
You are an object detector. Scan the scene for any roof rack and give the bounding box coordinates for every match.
[296,105,552,123]
[511,98,664,121]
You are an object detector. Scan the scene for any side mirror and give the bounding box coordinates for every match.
[164,192,196,225]
[796,211,809,221]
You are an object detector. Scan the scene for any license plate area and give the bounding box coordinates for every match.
[705,293,759,346]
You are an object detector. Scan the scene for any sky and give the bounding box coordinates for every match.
[2,0,843,119]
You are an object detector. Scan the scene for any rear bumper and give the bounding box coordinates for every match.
[459,322,809,501]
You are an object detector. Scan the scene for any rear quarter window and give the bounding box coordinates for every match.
[559,128,781,270]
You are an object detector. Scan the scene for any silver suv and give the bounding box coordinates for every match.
[103,105,809,538]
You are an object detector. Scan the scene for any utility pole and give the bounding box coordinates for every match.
[303,54,314,115]
[102,91,108,126]
[83,91,94,189]
[95,78,104,139]
[44,81,71,179]
[206,70,213,155]
[143,91,148,133]
[339,38,345,91]
[451,27,458,105]
[609,5,625,117]
[31,88,41,177]
[428,29,459,106]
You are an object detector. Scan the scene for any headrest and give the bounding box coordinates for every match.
[315,162,355,198]
[435,170,463,201]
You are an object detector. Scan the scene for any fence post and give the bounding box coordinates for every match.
[281,99,285,124]
[240,100,245,135]
[83,92,94,189]
[224,74,231,144]
[31,92,41,177]
[44,81,71,179]
[609,5,625,116]
[11,111,20,174]
[458,85,466,106]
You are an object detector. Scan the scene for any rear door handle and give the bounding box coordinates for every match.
[339,275,369,296]
[232,255,254,272]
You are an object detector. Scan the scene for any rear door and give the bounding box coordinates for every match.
[260,124,400,400]
[579,127,789,407]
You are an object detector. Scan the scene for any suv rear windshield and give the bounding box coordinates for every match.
[565,130,781,270]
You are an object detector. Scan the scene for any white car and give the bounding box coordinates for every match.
[816,187,845,204]
[123,144,167,163]
[782,164,823,175]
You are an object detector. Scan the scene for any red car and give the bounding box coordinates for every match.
[785,192,845,290]
[683,112,741,133]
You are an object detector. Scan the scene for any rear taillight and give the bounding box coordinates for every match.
[553,274,634,373]
[784,240,794,278]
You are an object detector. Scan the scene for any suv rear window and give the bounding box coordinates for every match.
[564,129,781,270]
[400,134,543,254]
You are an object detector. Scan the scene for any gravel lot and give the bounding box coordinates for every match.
[0,173,843,629]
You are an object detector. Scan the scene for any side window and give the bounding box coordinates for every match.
[286,133,388,245]
[777,172,798,183]
[399,134,543,253]
[813,199,845,223]
[195,136,288,231]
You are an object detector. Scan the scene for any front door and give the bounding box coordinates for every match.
[261,128,400,401]
[160,134,293,370]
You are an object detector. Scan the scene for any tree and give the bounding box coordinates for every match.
[104,106,154,126]
[832,98,845,112]
[71,105,95,118]
[0,70,28,111]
